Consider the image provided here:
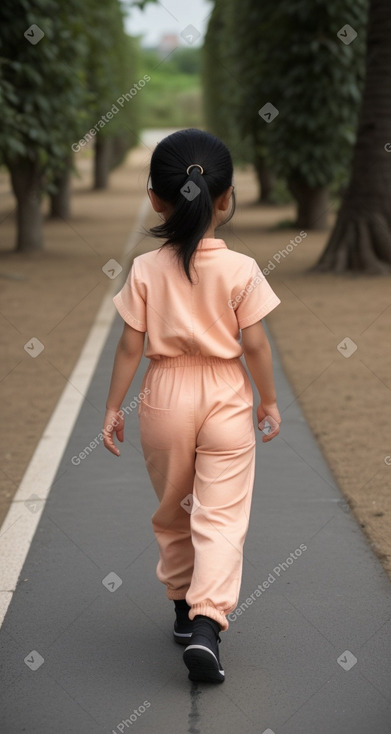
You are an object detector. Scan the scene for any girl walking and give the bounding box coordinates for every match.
[103,128,281,684]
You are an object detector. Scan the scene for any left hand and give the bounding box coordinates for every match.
[103,408,124,456]
[257,401,281,443]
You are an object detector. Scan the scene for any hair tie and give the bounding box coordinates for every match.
[186,164,204,175]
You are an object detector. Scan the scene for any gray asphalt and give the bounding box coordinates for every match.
[1,308,391,734]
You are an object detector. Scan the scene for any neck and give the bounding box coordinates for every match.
[203,226,216,239]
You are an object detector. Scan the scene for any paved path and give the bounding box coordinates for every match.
[1,280,391,733]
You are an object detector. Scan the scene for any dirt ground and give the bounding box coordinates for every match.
[1,144,391,579]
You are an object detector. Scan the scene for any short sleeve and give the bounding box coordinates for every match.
[112,259,147,332]
[233,259,281,329]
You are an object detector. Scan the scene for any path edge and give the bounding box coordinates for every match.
[0,196,150,627]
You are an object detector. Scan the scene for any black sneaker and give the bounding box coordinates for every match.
[183,615,225,683]
[173,599,193,645]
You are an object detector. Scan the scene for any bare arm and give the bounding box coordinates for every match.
[241,320,281,442]
[103,322,145,455]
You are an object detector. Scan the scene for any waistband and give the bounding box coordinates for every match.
[148,354,242,369]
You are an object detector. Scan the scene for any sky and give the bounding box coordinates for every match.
[124,0,213,47]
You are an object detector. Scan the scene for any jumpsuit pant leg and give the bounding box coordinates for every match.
[138,354,256,631]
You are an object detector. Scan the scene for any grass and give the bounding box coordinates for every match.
[139,48,204,129]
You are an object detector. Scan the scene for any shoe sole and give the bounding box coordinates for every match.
[183,644,225,683]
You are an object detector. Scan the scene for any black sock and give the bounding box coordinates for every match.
[174,599,191,612]
[193,614,221,638]
[174,599,191,623]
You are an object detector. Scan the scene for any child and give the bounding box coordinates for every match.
[103,128,281,684]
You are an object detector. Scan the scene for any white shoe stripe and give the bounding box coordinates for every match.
[174,632,192,637]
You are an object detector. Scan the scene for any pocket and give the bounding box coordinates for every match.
[138,400,177,451]
[138,366,173,412]
[137,367,169,415]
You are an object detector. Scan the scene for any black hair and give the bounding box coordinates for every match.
[148,128,235,283]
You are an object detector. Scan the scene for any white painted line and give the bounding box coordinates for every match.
[0,196,150,626]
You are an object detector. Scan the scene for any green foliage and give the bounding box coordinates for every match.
[141,47,202,78]
[168,48,201,76]
[0,0,90,174]
[126,0,157,9]
[261,0,369,188]
[203,0,238,150]
[0,0,141,186]
[204,0,369,190]
[139,48,203,128]
[85,2,140,143]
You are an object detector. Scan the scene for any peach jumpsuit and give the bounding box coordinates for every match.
[113,238,280,630]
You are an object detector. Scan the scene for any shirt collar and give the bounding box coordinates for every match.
[196,238,227,250]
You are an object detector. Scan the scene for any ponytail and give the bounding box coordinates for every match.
[148,129,235,283]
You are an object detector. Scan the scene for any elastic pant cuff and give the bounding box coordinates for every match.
[188,601,229,631]
[166,588,190,601]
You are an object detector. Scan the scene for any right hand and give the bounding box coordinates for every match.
[102,407,124,457]
[257,402,281,443]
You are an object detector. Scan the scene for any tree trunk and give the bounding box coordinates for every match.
[109,133,131,172]
[314,0,391,274]
[288,180,329,230]
[8,158,43,252]
[49,158,72,219]
[93,136,112,190]
[253,156,275,203]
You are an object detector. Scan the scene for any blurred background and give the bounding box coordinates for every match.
[2,0,385,257]
[1,0,391,577]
